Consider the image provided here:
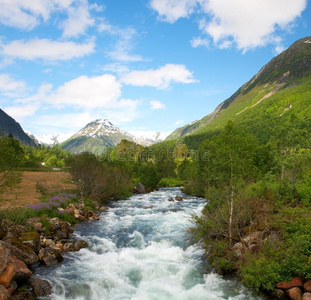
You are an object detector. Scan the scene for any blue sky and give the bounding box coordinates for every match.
[0,0,310,138]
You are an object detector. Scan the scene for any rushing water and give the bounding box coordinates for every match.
[37,188,267,300]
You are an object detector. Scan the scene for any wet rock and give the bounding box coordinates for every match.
[143,206,155,209]
[0,248,10,274]
[276,277,303,290]
[29,278,52,298]
[175,196,183,201]
[168,198,174,202]
[7,281,17,295]
[12,288,35,300]
[20,232,40,253]
[0,284,11,300]
[272,289,286,299]
[303,293,311,300]
[135,182,145,194]
[0,263,15,288]
[0,241,38,266]
[304,281,311,292]
[41,238,55,248]
[99,206,108,212]
[286,287,302,300]
[10,256,32,282]
[38,247,63,266]
[63,239,88,252]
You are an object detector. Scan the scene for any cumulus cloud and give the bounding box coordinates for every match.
[121,64,197,89]
[0,0,72,30]
[200,0,307,51]
[150,0,307,51]
[0,74,28,97]
[150,0,198,23]
[0,39,95,61]
[3,103,40,120]
[48,74,122,109]
[61,0,94,38]
[150,100,166,110]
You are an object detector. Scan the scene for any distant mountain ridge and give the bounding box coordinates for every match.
[166,36,311,141]
[59,119,165,154]
[0,108,35,146]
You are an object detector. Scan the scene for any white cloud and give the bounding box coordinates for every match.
[0,0,72,30]
[3,103,40,121]
[61,0,94,38]
[150,0,198,23]
[121,64,197,89]
[0,74,28,97]
[150,0,307,51]
[48,74,122,109]
[200,0,307,51]
[0,39,95,61]
[150,100,166,110]
[190,37,209,48]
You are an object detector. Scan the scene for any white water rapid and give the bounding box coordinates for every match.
[36,188,267,300]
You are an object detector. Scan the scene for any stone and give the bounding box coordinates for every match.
[99,206,108,211]
[276,277,303,290]
[0,240,38,266]
[303,293,311,300]
[7,281,17,295]
[272,289,286,300]
[49,218,61,232]
[136,182,145,194]
[175,196,183,201]
[74,240,88,251]
[33,222,42,232]
[43,238,55,248]
[0,248,10,274]
[286,287,302,300]
[232,242,244,258]
[0,284,11,300]
[38,247,63,266]
[20,232,40,253]
[304,281,311,292]
[0,263,15,288]
[10,256,32,282]
[168,198,174,202]
[63,239,88,252]
[11,289,35,300]
[242,231,264,246]
[30,278,52,297]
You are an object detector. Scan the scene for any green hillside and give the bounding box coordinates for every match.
[166,36,311,145]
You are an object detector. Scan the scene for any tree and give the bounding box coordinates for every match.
[0,135,24,198]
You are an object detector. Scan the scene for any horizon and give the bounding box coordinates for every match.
[0,0,310,137]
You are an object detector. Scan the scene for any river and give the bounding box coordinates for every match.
[36,188,267,300]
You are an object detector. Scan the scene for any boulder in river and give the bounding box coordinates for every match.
[38,247,64,266]
[30,278,52,298]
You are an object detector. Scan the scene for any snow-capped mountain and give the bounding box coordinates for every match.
[129,131,169,146]
[34,132,75,146]
[59,119,166,154]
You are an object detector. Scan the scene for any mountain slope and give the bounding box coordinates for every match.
[60,119,140,154]
[166,36,311,141]
[0,108,35,146]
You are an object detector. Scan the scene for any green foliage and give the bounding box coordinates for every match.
[158,177,185,187]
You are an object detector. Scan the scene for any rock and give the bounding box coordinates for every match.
[11,289,35,300]
[20,232,40,253]
[0,284,11,300]
[168,198,174,202]
[303,293,311,300]
[175,196,183,201]
[143,206,155,209]
[136,182,145,194]
[7,281,17,295]
[63,239,88,252]
[286,287,302,300]
[10,256,32,282]
[55,230,70,240]
[0,263,15,288]
[30,278,52,298]
[0,240,38,266]
[304,281,311,292]
[272,289,287,300]
[276,277,303,290]
[49,218,61,231]
[242,231,264,246]
[99,206,108,212]
[232,242,244,258]
[38,247,63,266]
[33,222,42,232]
[42,238,55,248]
[0,247,10,274]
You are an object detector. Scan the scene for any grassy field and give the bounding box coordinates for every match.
[1,171,76,210]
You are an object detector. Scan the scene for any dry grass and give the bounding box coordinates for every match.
[0,171,76,210]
